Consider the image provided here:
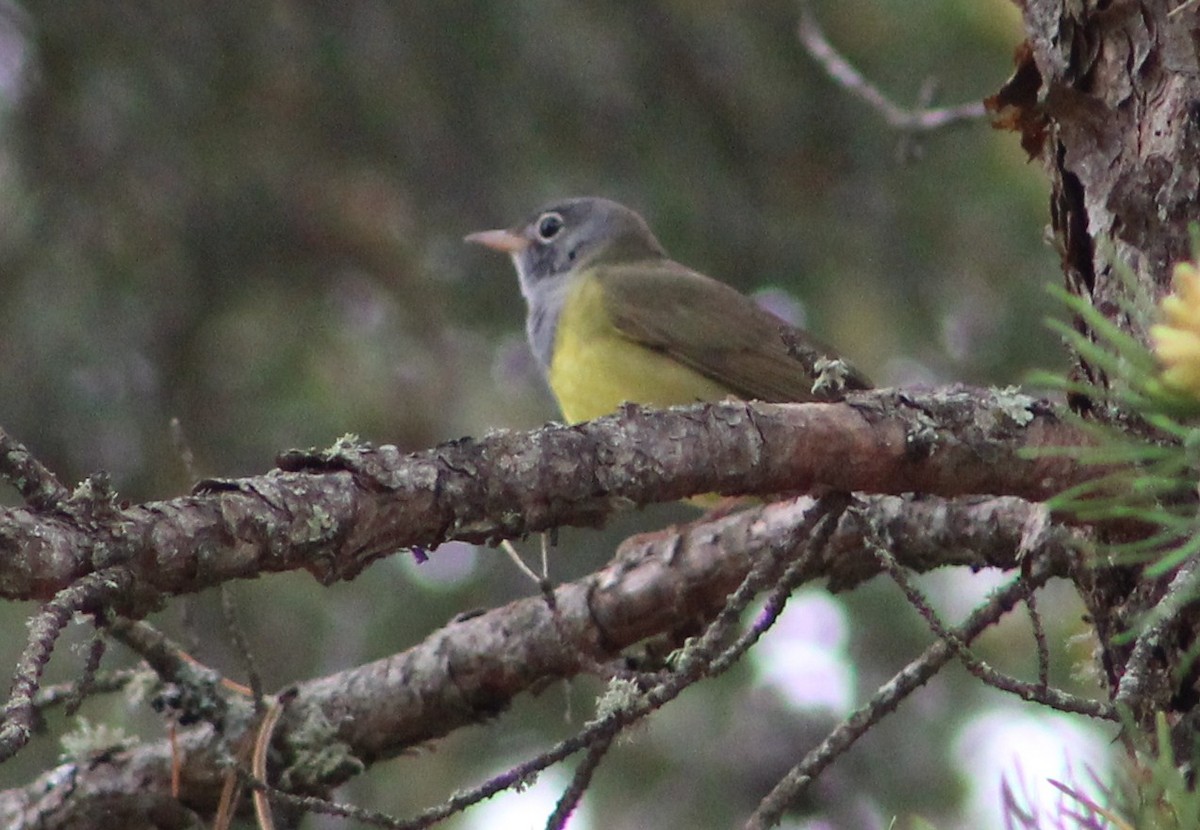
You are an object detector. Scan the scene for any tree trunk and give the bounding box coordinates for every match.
[996,0,1200,724]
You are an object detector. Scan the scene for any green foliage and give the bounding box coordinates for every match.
[1025,267,1200,830]
[1108,712,1200,830]
[1030,282,1200,575]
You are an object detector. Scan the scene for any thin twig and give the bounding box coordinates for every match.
[1169,0,1200,18]
[706,495,851,676]
[213,761,241,830]
[0,425,69,510]
[540,533,551,583]
[1113,553,1200,715]
[872,540,1113,720]
[1027,591,1050,689]
[242,774,415,829]
[31,669,143,712]
[242,496,849,830]
[797,2,986,132]
[500,539,543,584]
[169,416,199,485]
[744,557,1058,829]
[106,616,253,718]
[501,539,557,611]
[0,568,130,763]
[107,618,205,685]
[221,585,265,709]
[545,733,615,830]
[65,630,108,716]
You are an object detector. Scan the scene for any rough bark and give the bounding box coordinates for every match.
[0,385,1097,826]
[994,0,1200,730]
[0,388,1087,605]
[0,493,1082,828]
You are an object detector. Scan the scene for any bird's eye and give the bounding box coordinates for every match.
[536,212,564,241]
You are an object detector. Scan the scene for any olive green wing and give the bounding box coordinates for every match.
[598,260,870,402]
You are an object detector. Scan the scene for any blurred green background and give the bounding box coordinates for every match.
[0,1,1107,828]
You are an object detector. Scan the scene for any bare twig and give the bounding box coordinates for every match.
[169,722,181,799]
[540,533,552,584]
[0,490,1086,824]
[213,764,241,830]
[1113,553,1200,717]
[106,616,253,731]
[706,494,852,676]
[0,425,69,510]
[0,568,130,763]
[220,586,265,709]
[545,733,615,830]
[744,557,1058,829]
[500,539,543,585]
[241,496,849,830]
[1169,0,1200,18]
[872,539,1113,720]
[65,630,108,716]
[31,669,143,712]
[242,775,412,829]
[107,619,209,686]
[169,416,199,485]
[798,3,986,131]
[1027,591,1051,689]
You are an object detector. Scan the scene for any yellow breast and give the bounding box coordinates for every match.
[547,273,732,423]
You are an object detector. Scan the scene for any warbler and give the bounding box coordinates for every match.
[466,197,869,423]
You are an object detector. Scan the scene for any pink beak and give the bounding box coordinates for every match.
[464,229,530,254]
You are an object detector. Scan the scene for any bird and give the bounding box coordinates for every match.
[465,196,869,424]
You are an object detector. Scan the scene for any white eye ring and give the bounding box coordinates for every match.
[536,212,564,241]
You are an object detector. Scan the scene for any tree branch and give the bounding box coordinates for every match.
[798,3,987,132]
[745,557,1061,829]
[0,388,1091,605]
[0,426,68,511]
[0,490,1082,826]
[0,568,132,764]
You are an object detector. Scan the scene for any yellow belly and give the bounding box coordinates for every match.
[547,275,732,423]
